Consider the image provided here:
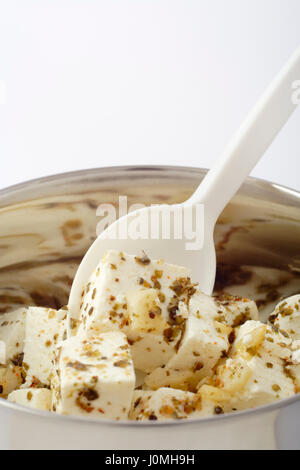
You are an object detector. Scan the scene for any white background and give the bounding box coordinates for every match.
[0,0,299,191]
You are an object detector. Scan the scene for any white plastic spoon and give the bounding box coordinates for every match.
[68,46,300,323]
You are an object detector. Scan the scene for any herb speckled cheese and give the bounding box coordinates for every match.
[204,320,295,410]
[0,364,23,397]
[197,385,239,416]
[212,293,259,327]
[8,388,52,411]
[52,332,135,419]
[145,314,230,391]
[0,308,27,365]
[144,291,259,389]
[130,388,203,421]
[270,295,300,340]
[23,307,67,388]
[145,291,247,390]
[73,250,196,372]
[187,291,258,326]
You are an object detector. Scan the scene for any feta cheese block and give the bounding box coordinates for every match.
[145,313,230,391]
[125,288,182,372]
[197,385,240,416]
[189,291,258,327]
[0,364,23,397]
[209,321,295,410]
[23,307,67,388]
[0,307,27,365]
[52,332,135,419]
[130,388,203,421]
[144,291,259,390]
[213,293,259,327]
[269,295,300,340]
[73,250,196,372]
[8,388,52,411]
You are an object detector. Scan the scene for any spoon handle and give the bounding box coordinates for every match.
[187,46,300,222]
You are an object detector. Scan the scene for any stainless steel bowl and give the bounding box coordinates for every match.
[0,166,299,450]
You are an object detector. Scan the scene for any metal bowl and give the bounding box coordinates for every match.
[0,166,299,450]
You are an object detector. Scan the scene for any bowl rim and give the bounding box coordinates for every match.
[0,164,299,427]
[0,164,299,202]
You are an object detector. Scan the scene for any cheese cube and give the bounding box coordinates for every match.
[145,313,230,391]
[214,294,259,327]
[270,295,300,341]
[8,388,52,412]
[0,308,27,365]
[52,332,135,420]
[191,291,258,327]
[72,250,195,372]
[23,307,67,388]
[212,321,295,410]
[130,388,203,421]
[73,250,191,334]
[197,385,239,416]
[144,291,259,390]
[233,320,292,361]
[0,364,23,397]
[125,288,178,371]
